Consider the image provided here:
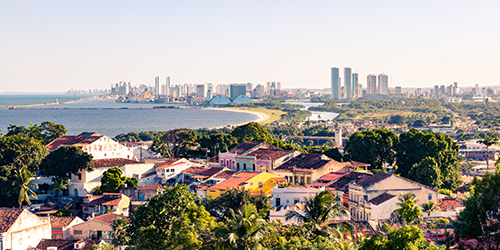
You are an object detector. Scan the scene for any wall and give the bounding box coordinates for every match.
[71,220,113,240]
[2,210,51,250]
[366,175,439,204]
[271,187,323,208]
[82,136,134,160]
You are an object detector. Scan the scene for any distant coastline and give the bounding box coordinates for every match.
[0,95,107,108]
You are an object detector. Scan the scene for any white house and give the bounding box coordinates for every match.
[269,204,306,225]
[50,216,84,239]
[71,213,126,240]
[271,186,325,208]
[154,159,191,184]
[0,208,51,250]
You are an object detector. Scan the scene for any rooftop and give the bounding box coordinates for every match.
[228,141,277,155]
[275,153,338,170]
[0,208,23,233]
[155,162,186,169]
[369,193,397,206]
[154,158,183,168]
[91,213,126,225]
[246,148,292,161]
[93,158,140,168]
[207,171,260,191]
[46,132,103,151]
[50,216,81,228]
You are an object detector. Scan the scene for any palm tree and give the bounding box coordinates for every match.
[217,204,275,250]
[285,190,349,237]
[479,135,498,170]
[12,167,38,208]
[421,200,439,218]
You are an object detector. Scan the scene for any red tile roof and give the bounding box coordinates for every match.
[275,153,339,170]
[93,158,140,168]
[91,213,126,225]
[369,193,396,205]
[35,239,101,250]
[182,167,207,175]
[138,184,164,190]
[50,216,81,228]
[140,171,156,178]
[81,195,124,207]
[155,162,186,169]
[357,173,392,187]
[271,176,287,182]
[154,158,183,168]
[318,172,347,182]
[439,198,463,211]
[46,132,103,151]
[212,170,237,179]
[0,208,23,233]
[246,148,292,161]
[207,172,260,191]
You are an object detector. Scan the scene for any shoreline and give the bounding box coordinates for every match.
[0,95,107,108]
[204,107,271,124]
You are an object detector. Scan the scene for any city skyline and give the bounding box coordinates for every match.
[2,1,500,92]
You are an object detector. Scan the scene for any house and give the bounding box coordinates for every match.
[81,193,131,216]
[205,169,237,185]
[245,148,299,172]
[69,158,155,197]
[217,141,278,170]
[269,203,305,225]
[46,132,134,160]
[271,153,351,186]
[271,186,324,208]
[205,171,284,198]
[120,184,164,202]
[50,216,84,239]
[348,173,439,221]
[154,159,192,184]
[71,213,126,240]
[179,166,227,185]
[0,208,51,250]
[34,239,103,250]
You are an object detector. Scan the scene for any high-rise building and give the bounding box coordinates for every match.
[165,76,170,96]
[352,73,359,98]
[378,74,388,95]
[276,82,282,90]
[367,75,377,95]
[395,86,402,95]
[254,84,265,96]
[196,84,206,98]
[155,76,160,97]
[230,84,247,99]
[331,67,340,100]
[434,85,439,98]
[344,68,352,99]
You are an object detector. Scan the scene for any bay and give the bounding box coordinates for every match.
[0,98,259,137]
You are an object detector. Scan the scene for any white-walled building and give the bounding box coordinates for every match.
[0,208,51,250]
[271,186,325,208]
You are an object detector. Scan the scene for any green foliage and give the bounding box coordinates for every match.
[6,121,67,145]
[395,129,461,190]
[360,225,442,250]
[100,167,127,193]
[344,129,399,169]
[443,102,500,128]
[0,134,48,172]
[54,208,72,217]
[202,188,272,222]
[12,167,38,208]
[422,200,440,217]
[324,147,343,162]
[454,168,500,248]
[149,137,171,157]
[199,133,238,155]
[162,128,198,158]
[39,146,94,181]
[230,122,270,143]
[123,184,216,249]
[397,193,423,225]
[125,177,138,188]
[114,131,164,142]
[91,242,115,250]
[409,157,442,189]
[437,189,452,197]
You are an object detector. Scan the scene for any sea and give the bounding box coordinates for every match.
[0,95,338,137]
[0,95,260,137]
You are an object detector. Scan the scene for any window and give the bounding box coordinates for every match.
[306,177,311,184]
[428,194,432,200]
[139,193,145,201]
[74,230,82,235]
[77,173,82,180]
[252,164,256,171]
[258,182,263,188]
[237,163,240,170]
[243,163,247,169]
[294,199,299,204]
[300,176,304,185]
[133,174,139,179]
[276,197,281,207]
[364,195,368,201]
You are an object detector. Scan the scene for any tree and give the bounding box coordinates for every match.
[39,146,94,182]
[91,242,115,250]
[454,168,500,249]
[479,134,498,170]
[199,133,238,155]
[397,193,423,225]
[359,225,441,250]
[395,129,461,190]
[285,190,349,237]
[409,157,443,189]
[215,204,275,249]
[12,167,38,208]
[324,147,343,162]
[422,200,439,217]
[344,129,399,169]
[100,167,127,193]
[149,137,171,157]
[389,115,405,125]
[123,184,216,249]
[162,128,197,158]
[230,122,270,143]
[0,134,48,172]
[6,121,67,145]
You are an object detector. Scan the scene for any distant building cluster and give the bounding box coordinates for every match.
[110,76,286,105]
[331,67,390,100]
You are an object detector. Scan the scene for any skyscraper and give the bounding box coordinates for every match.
[352,73,359,98]
[331,67,340,100]
[378,74,388,95]
[367,75,377,95]
[165,76,170,96]
[344,68,352,99]
[230,84,247,99]
[154,76,160,97]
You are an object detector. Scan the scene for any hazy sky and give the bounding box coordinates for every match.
[1,0,499,93]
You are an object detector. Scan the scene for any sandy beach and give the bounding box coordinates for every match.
[204,107,271,124]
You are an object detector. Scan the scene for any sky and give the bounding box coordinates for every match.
[1,0,500,93]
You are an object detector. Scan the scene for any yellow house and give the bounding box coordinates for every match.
[206,171,284,199]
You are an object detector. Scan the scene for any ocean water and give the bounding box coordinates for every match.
[0,94,98,107]
[0,97,259,137]
[285,100,339,121]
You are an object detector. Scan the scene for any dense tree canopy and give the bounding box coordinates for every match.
[344,129,399,169]
[6,121,67,145]
[230,122,270,143]
[98,167,136,194]
[39,146,94,181]
[409,157,443,189]
[0,134,48,172]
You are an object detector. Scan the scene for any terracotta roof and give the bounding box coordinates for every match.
[275,153,339,170]
[138,184,164,190]
[154,158,183,168]
[369,193,396,206]
[357,173,392,187]
[155,162,186,169]
[328,172,372,191]
[91,213,126,224]
[438,198,463,211]
[81,195,123,207]
[318,172,347,182]
[35,239,101,250]
[212,170,237,179]
[141,171,156,178]
[246,148,292,161]
[207,172,260,191]
[93,158,140,168]
[311,182,330,188]
[348,161,371,167]
[0,208,23,233]
[271,176,287,182]
[182,167,208,175]
[50,216,81,228]
[46,132,102,151]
